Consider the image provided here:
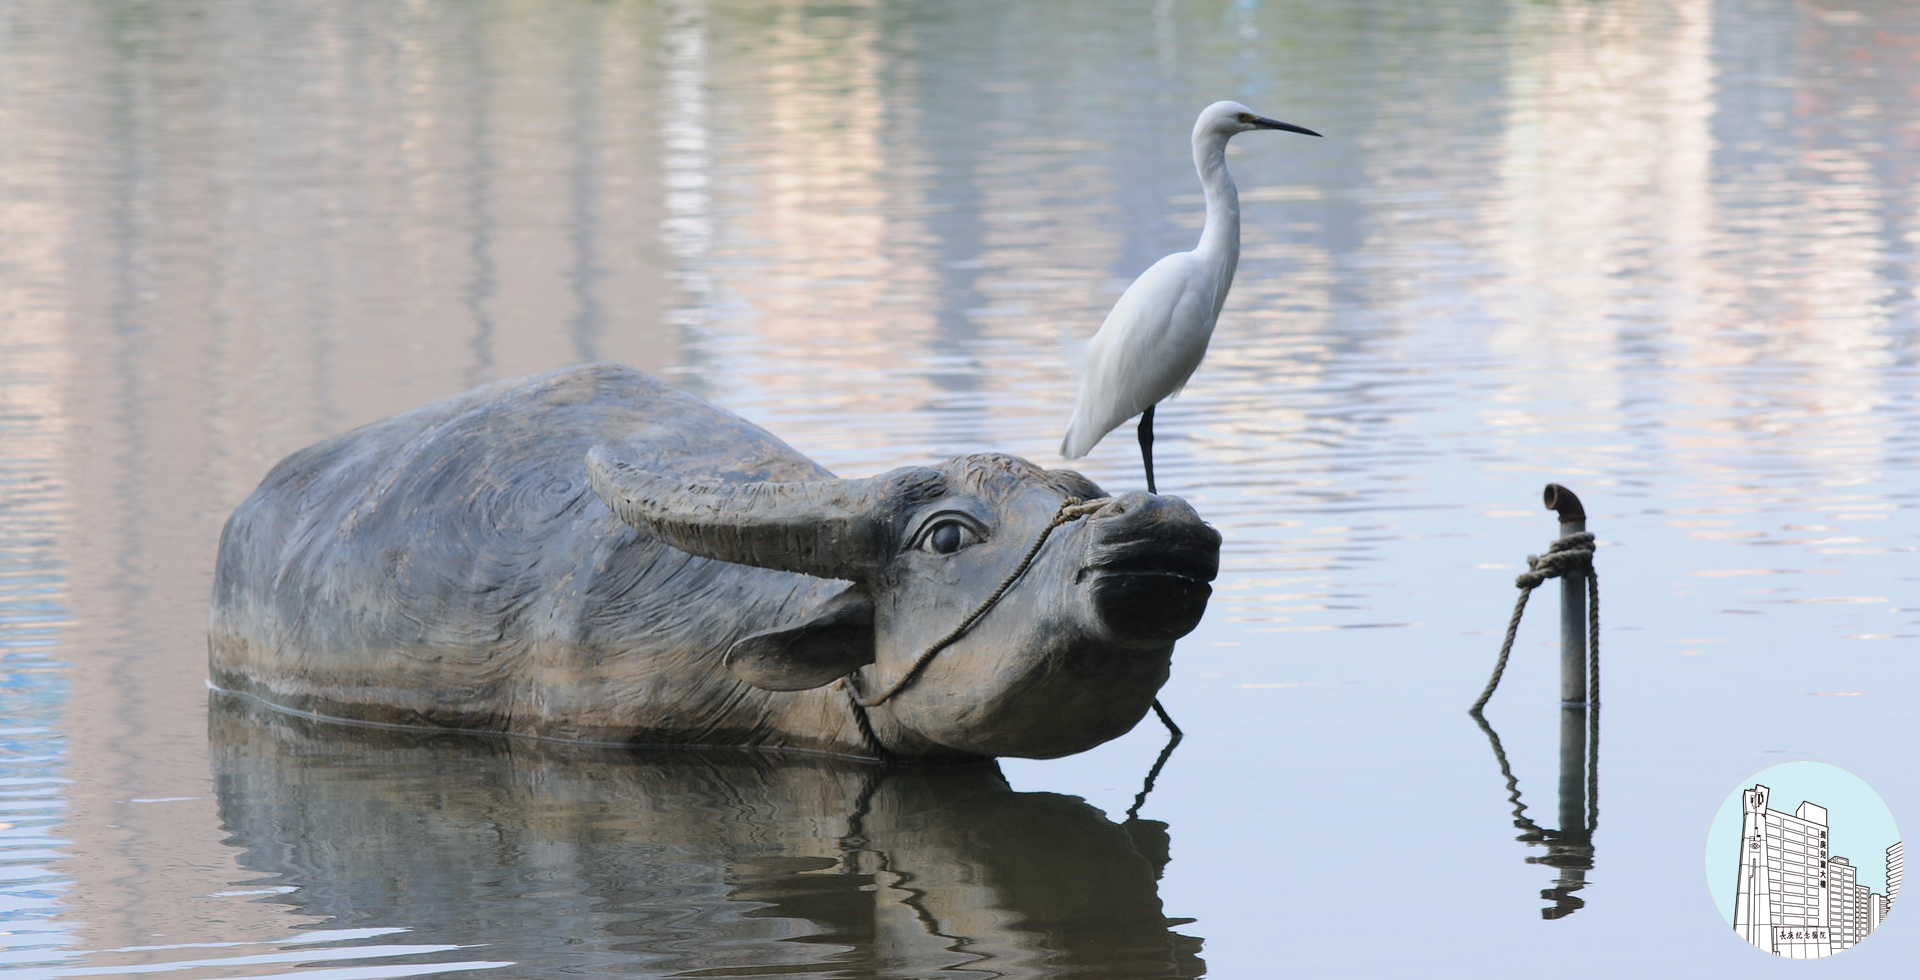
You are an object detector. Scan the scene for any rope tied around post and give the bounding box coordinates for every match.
[1470,488,1601,714]
[1514,532,1595,590]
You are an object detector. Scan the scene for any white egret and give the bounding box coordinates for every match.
[1060,100,1321,493]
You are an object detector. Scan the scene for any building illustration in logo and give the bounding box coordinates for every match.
[1889,841,1903,919]
[1731,784,1897,958]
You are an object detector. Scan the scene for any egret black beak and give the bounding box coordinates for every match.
[1255,117,1322,138]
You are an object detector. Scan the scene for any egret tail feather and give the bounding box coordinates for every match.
[1061,420,1090,460]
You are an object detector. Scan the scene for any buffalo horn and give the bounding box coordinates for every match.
[585,446,877,580]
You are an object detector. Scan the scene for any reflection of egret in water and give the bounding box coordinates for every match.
[208,697,1203,979]
[1471,705,1600,919]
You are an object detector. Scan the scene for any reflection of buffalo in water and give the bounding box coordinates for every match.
[209,699,1204,979]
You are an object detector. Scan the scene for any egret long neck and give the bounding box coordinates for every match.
[1192,133,1241,310]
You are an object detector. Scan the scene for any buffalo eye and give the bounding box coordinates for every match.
[920,520,979,555]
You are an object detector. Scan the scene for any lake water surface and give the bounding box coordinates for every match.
[1,1,1915,977]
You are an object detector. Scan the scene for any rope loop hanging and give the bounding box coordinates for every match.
[1470,530,1599,714]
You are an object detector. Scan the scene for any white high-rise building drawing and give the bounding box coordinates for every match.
[1889,841,1903,911]
[1851,881,1875,942]
[1830,857,1860,950]
[1730,784,1898,958]
[1734,785,1834,958]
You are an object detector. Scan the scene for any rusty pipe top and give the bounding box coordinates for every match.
[1543,483,1585,524]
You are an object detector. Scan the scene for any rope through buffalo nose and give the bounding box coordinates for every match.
[846,495,1109,709]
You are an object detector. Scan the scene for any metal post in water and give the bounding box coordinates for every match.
[1543,484,1587,706]
[1545,483,1593,880]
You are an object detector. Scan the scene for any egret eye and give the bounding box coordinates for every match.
[921,520,978,555]
[1237,112,1254,123]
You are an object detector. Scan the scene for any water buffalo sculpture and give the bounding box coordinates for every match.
[209,363,1220,761]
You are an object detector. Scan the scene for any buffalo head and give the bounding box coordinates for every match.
[586,449,1220,760]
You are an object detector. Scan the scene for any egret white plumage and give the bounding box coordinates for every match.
[1060,100,1321,493]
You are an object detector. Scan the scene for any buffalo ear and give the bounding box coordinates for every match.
[725,586,875,691]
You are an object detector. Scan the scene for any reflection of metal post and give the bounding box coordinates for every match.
[1539,699,1594,920]
[1472,705,1599,920]
[1558,704,1586,844]
[1544,485,1587,706]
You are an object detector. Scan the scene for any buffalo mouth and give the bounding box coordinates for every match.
[1082,542,1219,585]
[1082,539,1219,643]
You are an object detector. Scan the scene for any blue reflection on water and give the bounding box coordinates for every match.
[0,436,76,971]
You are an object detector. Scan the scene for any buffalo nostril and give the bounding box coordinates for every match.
[1090,490,1158,521]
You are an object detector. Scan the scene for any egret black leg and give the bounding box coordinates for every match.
[1137,405,1157,494]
